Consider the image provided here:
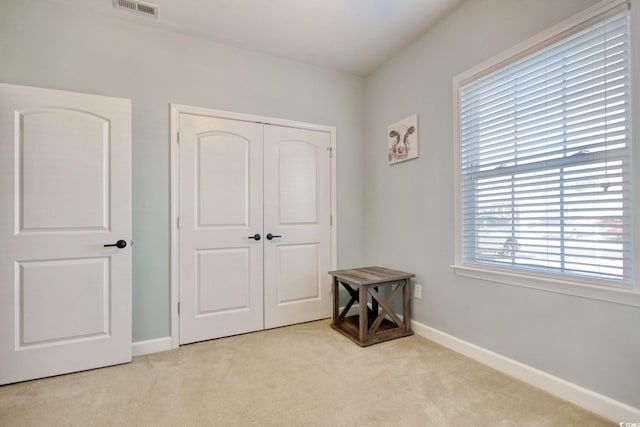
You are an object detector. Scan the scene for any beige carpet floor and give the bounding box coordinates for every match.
[0,320,610,426]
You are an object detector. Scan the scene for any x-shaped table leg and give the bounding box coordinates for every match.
[367,282,404,335]
[338,281,359,321]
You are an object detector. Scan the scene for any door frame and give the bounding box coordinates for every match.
[169,104,337,349]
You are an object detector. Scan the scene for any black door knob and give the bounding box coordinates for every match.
[266,233,282,240]
[104,240,127,249]
[248,233,261,241]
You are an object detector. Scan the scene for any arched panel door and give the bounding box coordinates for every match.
[178,114,264,344]
[176,110,333,343]
[0,83,131,385]
[263,125,331,329]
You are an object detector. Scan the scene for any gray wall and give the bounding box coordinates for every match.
[364,0,640,408]
[0,0,366,342]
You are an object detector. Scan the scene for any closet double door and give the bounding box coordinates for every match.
[178,113,332,344]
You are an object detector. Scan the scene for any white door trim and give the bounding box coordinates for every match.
[169,104,337,349]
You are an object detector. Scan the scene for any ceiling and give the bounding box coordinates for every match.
[47,0,464,75]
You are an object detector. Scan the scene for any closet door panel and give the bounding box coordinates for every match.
[263,125,332,329]
[178,114,263,344]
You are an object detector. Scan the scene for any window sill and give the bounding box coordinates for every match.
[451,264,640,308]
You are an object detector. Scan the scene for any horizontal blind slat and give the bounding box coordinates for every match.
[461,16,629,98]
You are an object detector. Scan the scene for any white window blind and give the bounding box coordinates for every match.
[459,6,633,284]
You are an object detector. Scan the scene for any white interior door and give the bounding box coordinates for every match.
[263,125,332,328]
[176,109,333,344]
[178,114,264,344]
[0,83,132,385]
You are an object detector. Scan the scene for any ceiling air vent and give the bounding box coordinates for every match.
[113,0,158,18]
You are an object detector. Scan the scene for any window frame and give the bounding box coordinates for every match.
[452,0,640,307]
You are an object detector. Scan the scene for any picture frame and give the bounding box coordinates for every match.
[388,114,418,165]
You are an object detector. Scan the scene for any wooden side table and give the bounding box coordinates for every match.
[329,266,414,346]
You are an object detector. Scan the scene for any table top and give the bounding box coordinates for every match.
[328,266,414,286]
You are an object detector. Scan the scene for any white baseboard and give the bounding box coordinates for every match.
[132,336,172,357]
[411,320,640,422]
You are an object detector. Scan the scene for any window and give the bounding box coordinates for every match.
[453,0,637,301]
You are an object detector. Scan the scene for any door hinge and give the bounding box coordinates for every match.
[177,216,180,229]
[176,132,180,143]
[177,302,180,315]
[327,147,333,158]
[330,215,333,226]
